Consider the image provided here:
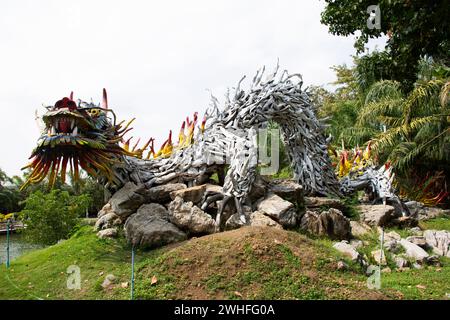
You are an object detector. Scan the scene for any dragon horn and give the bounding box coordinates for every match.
[69,91,74,100]
[102,88,108,109]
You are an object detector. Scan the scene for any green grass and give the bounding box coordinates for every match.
[2,221,449,300]
[380,257,450,299]
[0,226,145,300]
[420,216,450,231]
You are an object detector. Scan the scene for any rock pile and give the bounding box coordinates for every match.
[94,180,306,248]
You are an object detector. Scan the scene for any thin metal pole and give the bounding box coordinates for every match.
[6,220,10,268]
[379,227,384,282]
[130,245,135,300]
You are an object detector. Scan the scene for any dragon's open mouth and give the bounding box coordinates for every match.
[21,90,134,190]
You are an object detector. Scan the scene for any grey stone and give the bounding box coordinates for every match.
[333,241,360,261]
[94,212,121,231]
[409,227,423,236]
[168,197,216,234]
[256,193,299,228]
[406,236,427,248]
[248,176,268,202]
[384,240,401,253]
[350,239,364,249]
[381,267,392,273]
[97,203,113,218]
[425,255,441,266]
[399,239,429,262]
[136,203,170,220]
[391,216,418,228]
[350,220,372,237]
[380,230,401,243]
[225,213,249,230]
[170,185,207,204]
[249,211,283,229]
[300,208,351,240]
[394,256,409,268]
[101,274,117,289]
[304,196,345,211]
[109,182,147,218]
[146,183,187,203]
[124,204,187,248]
[405,201,424,215]
[205,184,223,194]
[423,230,450,257]
[97,228,118,239]
[268,179,304,206]
[371,249,387,265]
[358,204,396,227]
[337,260,348,271]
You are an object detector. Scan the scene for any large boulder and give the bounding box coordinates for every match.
[358,204,396,227]
[256,193,299,228]
[350,221,372,237]
[170,185,207,204]
[146,183,187,204]
[399,239,429,262]
[249,211,283,229]
[109,182,148,218]
[135,203,170,220]
[299,209,351,240]
[168,197,216,234]
[304,197,345,211]
[124,203,187,248]
[423,230,450,257]
[268,179,304,207]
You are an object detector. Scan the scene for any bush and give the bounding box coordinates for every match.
[19,189,91,245]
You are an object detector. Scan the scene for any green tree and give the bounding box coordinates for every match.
[357,67,450,174]
[19,189,91,245]
[320,0,449,91]
[0,168,24,214]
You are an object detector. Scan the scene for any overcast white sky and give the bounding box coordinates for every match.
[0,0,386,177]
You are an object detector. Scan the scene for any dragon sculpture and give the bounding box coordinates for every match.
[22,66,406,230]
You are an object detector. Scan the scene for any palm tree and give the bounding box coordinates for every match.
[355,59,450,203]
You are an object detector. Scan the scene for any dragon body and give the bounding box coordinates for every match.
[23,66,405,229]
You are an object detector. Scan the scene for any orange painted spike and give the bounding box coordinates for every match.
[200,114,207,132]
[102,88,108,109]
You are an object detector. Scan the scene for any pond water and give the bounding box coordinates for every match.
[0,232,43,265]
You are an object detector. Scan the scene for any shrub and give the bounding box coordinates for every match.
[19,189,91,245]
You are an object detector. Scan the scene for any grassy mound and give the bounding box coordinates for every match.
[0,223,448,300]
